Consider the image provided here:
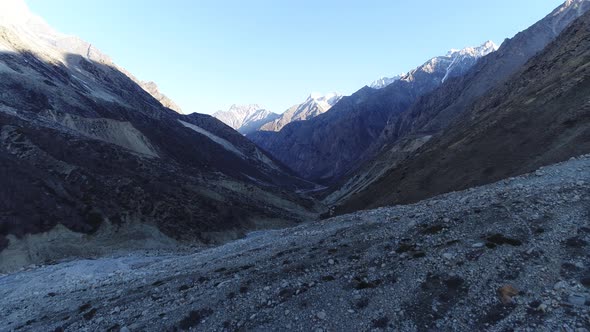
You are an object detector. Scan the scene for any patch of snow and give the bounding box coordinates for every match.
[370,74,405,89]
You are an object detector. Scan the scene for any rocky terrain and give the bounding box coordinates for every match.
[1,154,589,331]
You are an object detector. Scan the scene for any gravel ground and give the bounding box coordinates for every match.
[1,155,590,332]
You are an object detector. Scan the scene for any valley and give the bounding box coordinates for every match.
[1,0,590,331]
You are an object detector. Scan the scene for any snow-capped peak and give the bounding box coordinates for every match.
[372,40,498,89]
[370,74,406,89]
[307,92,342,106]
[446,40,498,58]
[213,104,279,134]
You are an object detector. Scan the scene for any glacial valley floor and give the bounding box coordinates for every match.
[1,155,590,331]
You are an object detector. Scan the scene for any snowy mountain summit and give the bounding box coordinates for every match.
[259,92,343,132]
[371,40,498,89]
[370,74,406,89]
[446,40,498,58]
[307,92,342,111]
[213,104,279,135]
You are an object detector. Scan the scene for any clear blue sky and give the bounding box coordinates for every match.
[27,0,564,114]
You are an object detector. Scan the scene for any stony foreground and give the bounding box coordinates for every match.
[1,155,590,332]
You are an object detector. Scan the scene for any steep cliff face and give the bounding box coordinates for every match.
[337,7,590,214]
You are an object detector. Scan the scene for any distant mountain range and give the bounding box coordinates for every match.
[259,93,342,132]
[213,92,342,134]
[212,105,279,135]
[247,41,497,182]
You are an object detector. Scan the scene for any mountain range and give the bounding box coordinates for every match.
[247,41,497,182]
[0,0,320,269]
[213,92,342,135]
[212,104,279,135]
[259,92,343,132]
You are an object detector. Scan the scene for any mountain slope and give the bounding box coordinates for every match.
[0,0,320,270]
[250,42,496,182]
[327,0,590,207]
[213,104,279,135]
[337,6,590,214]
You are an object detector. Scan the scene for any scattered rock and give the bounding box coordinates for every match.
[554,281,569,291]
[568,294,587,306]
[498,285,519,304]
[442,253,454,260]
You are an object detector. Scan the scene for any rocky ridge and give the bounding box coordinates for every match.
[257,93,342,132]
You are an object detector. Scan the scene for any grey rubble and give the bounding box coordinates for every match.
[2,155,590,332]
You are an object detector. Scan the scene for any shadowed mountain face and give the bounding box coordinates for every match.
[337,8,590,214]
[326,0,590,207]
[247,42,495,183]
[0,7,321,266]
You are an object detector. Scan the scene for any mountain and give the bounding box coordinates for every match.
[369,74,405,89]
[139,81,183,114]
[213,104,279,135]
[369,41,497,89]
[0,0,182,115]
[255,92,342,132]
[335,0,590,214]
[0,0,321,271]
[249,41,496,182]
